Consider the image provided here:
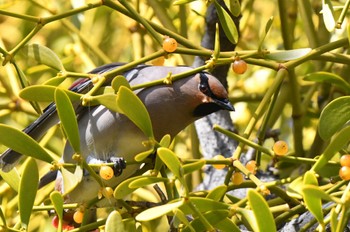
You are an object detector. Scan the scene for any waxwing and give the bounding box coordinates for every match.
[0,63,234,203]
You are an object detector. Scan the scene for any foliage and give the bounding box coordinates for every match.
[0,0,349,231]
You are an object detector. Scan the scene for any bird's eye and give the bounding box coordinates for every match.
[199,84,209,93]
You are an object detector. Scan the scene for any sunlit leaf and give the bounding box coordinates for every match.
[105,211,126,232]
[179,197,229,214]
[266,48,311,61]
[112,75,131,92]
[227,0,241,17]
[330,207,338,231]
[302,185,339,203]
[173,209,195,232]
[12,62,42,114]
[55,88,80,153]
[159,134,171,148]
[116,86,154,138]
[89,94,120,113]
[19,158,38,229]
[183,210,230,232]
[60,165,83,195]
[128,176,169,189]
[318,96,350,140]
[216,217,241,232]
[183,160,206,174]
[258,16,274,50]
[157,147,183,180]
[0,168,20,192]
[302,171,324,225]
[206,185,227,201]
[136,200,184,221]
[237,208,258,231]
[213,0,238,44]
[22,44,65,71]
[50,191,64,231]
[248,189,277,232]
[322,0,335,32]
[134,147,155,162]
[304,72,350,94]
[312,126,350,172]
[0,124,54,164]
[20,85,81,102]
[287,176,303,199]
[173,0,198,5]
[43,76,67,86]
[114,176,144,199]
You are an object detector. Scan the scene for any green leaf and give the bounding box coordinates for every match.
[0,124,54,164]
[302,172,324,225]
[0,168,20,192]
[123,218,137,232]
[60,166,83,195]
[112,75,131,92]
[312,126,350,173]
[136,200,184,221]
[22,44,65,71]
[43,76,67,86]
[159,134,171,148]
[265,48,311,61]
[258,16,274,50]
[12,62,42,114]
[216,217,241,232]
[304,72,350,94]
[179,197,229,214]
[105,211,126,232]
[318,96,350,140]
[227,0,241,17]
[183,210,230,232]
[157,147,183,180]
[206,185,227,201]
[248,189,277,232]
[114,176,144,199]
[302,185,339,203]
[237,208,257,231]
[322,0,335,32]
[173,209,195,232]
[20,85,81,102]
[116,86,154,138]
[213,0,238,44]
[50,191,64,231]
[286,176,303,199]
[128,176,169,189]
[19,158,38,229]
[134,147,155,162]
[55,88,80,153]
[183,160,206,175]
[173,0,198,5]
[89,94,120,113]
[330,207,338,231]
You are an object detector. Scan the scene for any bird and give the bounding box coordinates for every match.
[0,63,234,204]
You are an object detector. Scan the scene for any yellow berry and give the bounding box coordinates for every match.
[162,37,177,53]
[340,154,350,167]
[232,59,247,74]
[213,155,226,169]
[339,166,350,180]
[102,187,114,199]
[273,140,289,156]
[232,172,244,185]
[73,210,84,224]
[246,160,257,174]
[99,165,114,180]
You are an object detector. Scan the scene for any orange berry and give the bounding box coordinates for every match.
[340,154,350,167]
[246,160,257,174]
[339,166,350,180]
[232,172,244,185]
[73,210,84,224]
[99,165,114,180]
[232,59,247,74]
[273,140,289,156]
[213,155,226,169]
[162,37,177,53]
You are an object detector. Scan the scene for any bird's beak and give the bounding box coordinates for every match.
[214,98,235,111]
